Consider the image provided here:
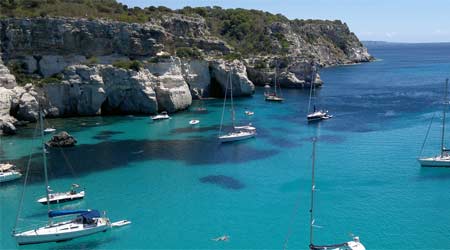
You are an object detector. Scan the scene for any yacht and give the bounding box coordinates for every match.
[419,79,450,167]
[0,163,22,183]
[218,69,256,143]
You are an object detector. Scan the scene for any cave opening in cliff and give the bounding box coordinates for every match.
[209,77,225,98]
[100,98,121,115]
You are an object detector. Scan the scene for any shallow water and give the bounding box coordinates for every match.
[1,43,450,250]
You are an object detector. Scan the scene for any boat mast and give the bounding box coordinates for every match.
[39,107,52,224]
[307,63,315,113]
[441,78,449,157]
[218,69,230,137]
[274,59,278,96]
[229,69,236,128]
[309,138,317,247]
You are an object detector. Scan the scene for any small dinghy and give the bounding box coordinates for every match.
[212,235,230,242]
[151,111,171,120]
[189,120,200,125]
[245,110,254,116]
[111,220,131,228]
[44,128,56,134]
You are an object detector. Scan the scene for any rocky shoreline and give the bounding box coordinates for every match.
[0,15,372,135]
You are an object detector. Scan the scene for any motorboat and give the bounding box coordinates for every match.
[151,111,170,120]
[44,128,56,134]
[245,110,254,116]
[265,93,284,102]
[189,120,200,125]
[37,184,85,205]
[0,163,22,183]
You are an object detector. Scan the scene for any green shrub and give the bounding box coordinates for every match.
[175,47,202,59]
[112,59,143,71]
[223,52,242,61]
[85,56,99,65]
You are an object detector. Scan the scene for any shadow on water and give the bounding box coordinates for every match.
[199,175,245,190]
[300,135,346,144]
[45,234,117,250]
[11,138,278,184]
[170,125,220,135]
[92,130,124,140]
[267,137,302,148]
[416,167,450,181]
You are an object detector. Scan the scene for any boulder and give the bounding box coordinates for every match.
[1,121,16,135]
[16,91,39,122]
[46,131,77,147]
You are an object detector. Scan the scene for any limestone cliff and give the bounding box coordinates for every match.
[0,2,372,134]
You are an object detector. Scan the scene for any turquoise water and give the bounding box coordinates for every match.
[2,43,450,250]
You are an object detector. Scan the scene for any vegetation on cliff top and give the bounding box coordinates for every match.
[0,0,361,57]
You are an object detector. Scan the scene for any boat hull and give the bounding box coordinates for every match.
[265,96,284,102]
[219,132,255,143]
[14,219,110,245]
[418,156,450,167]
[0,171,22,183]
[37,191,85,205]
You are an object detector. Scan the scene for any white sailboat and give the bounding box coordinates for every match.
[37,184,85,205]
[218,69,256,143]
[419,78,450,167]
[307,64,332,122]
[0,163,22,183]
[12,110,112,245]
[265,61,284,102]
[308,139,365,250]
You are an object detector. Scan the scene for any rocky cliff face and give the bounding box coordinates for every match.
[0,10,370,134]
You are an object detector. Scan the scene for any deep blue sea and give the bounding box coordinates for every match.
[1,43,450,250]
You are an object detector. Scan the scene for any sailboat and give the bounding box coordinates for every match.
[218,70,256,143]
[13,110,112,245]
[419,78,450,167]
[308,139,365,250]
[37,184,85,205]
[307,65,332,122]
[265,61,284,102]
